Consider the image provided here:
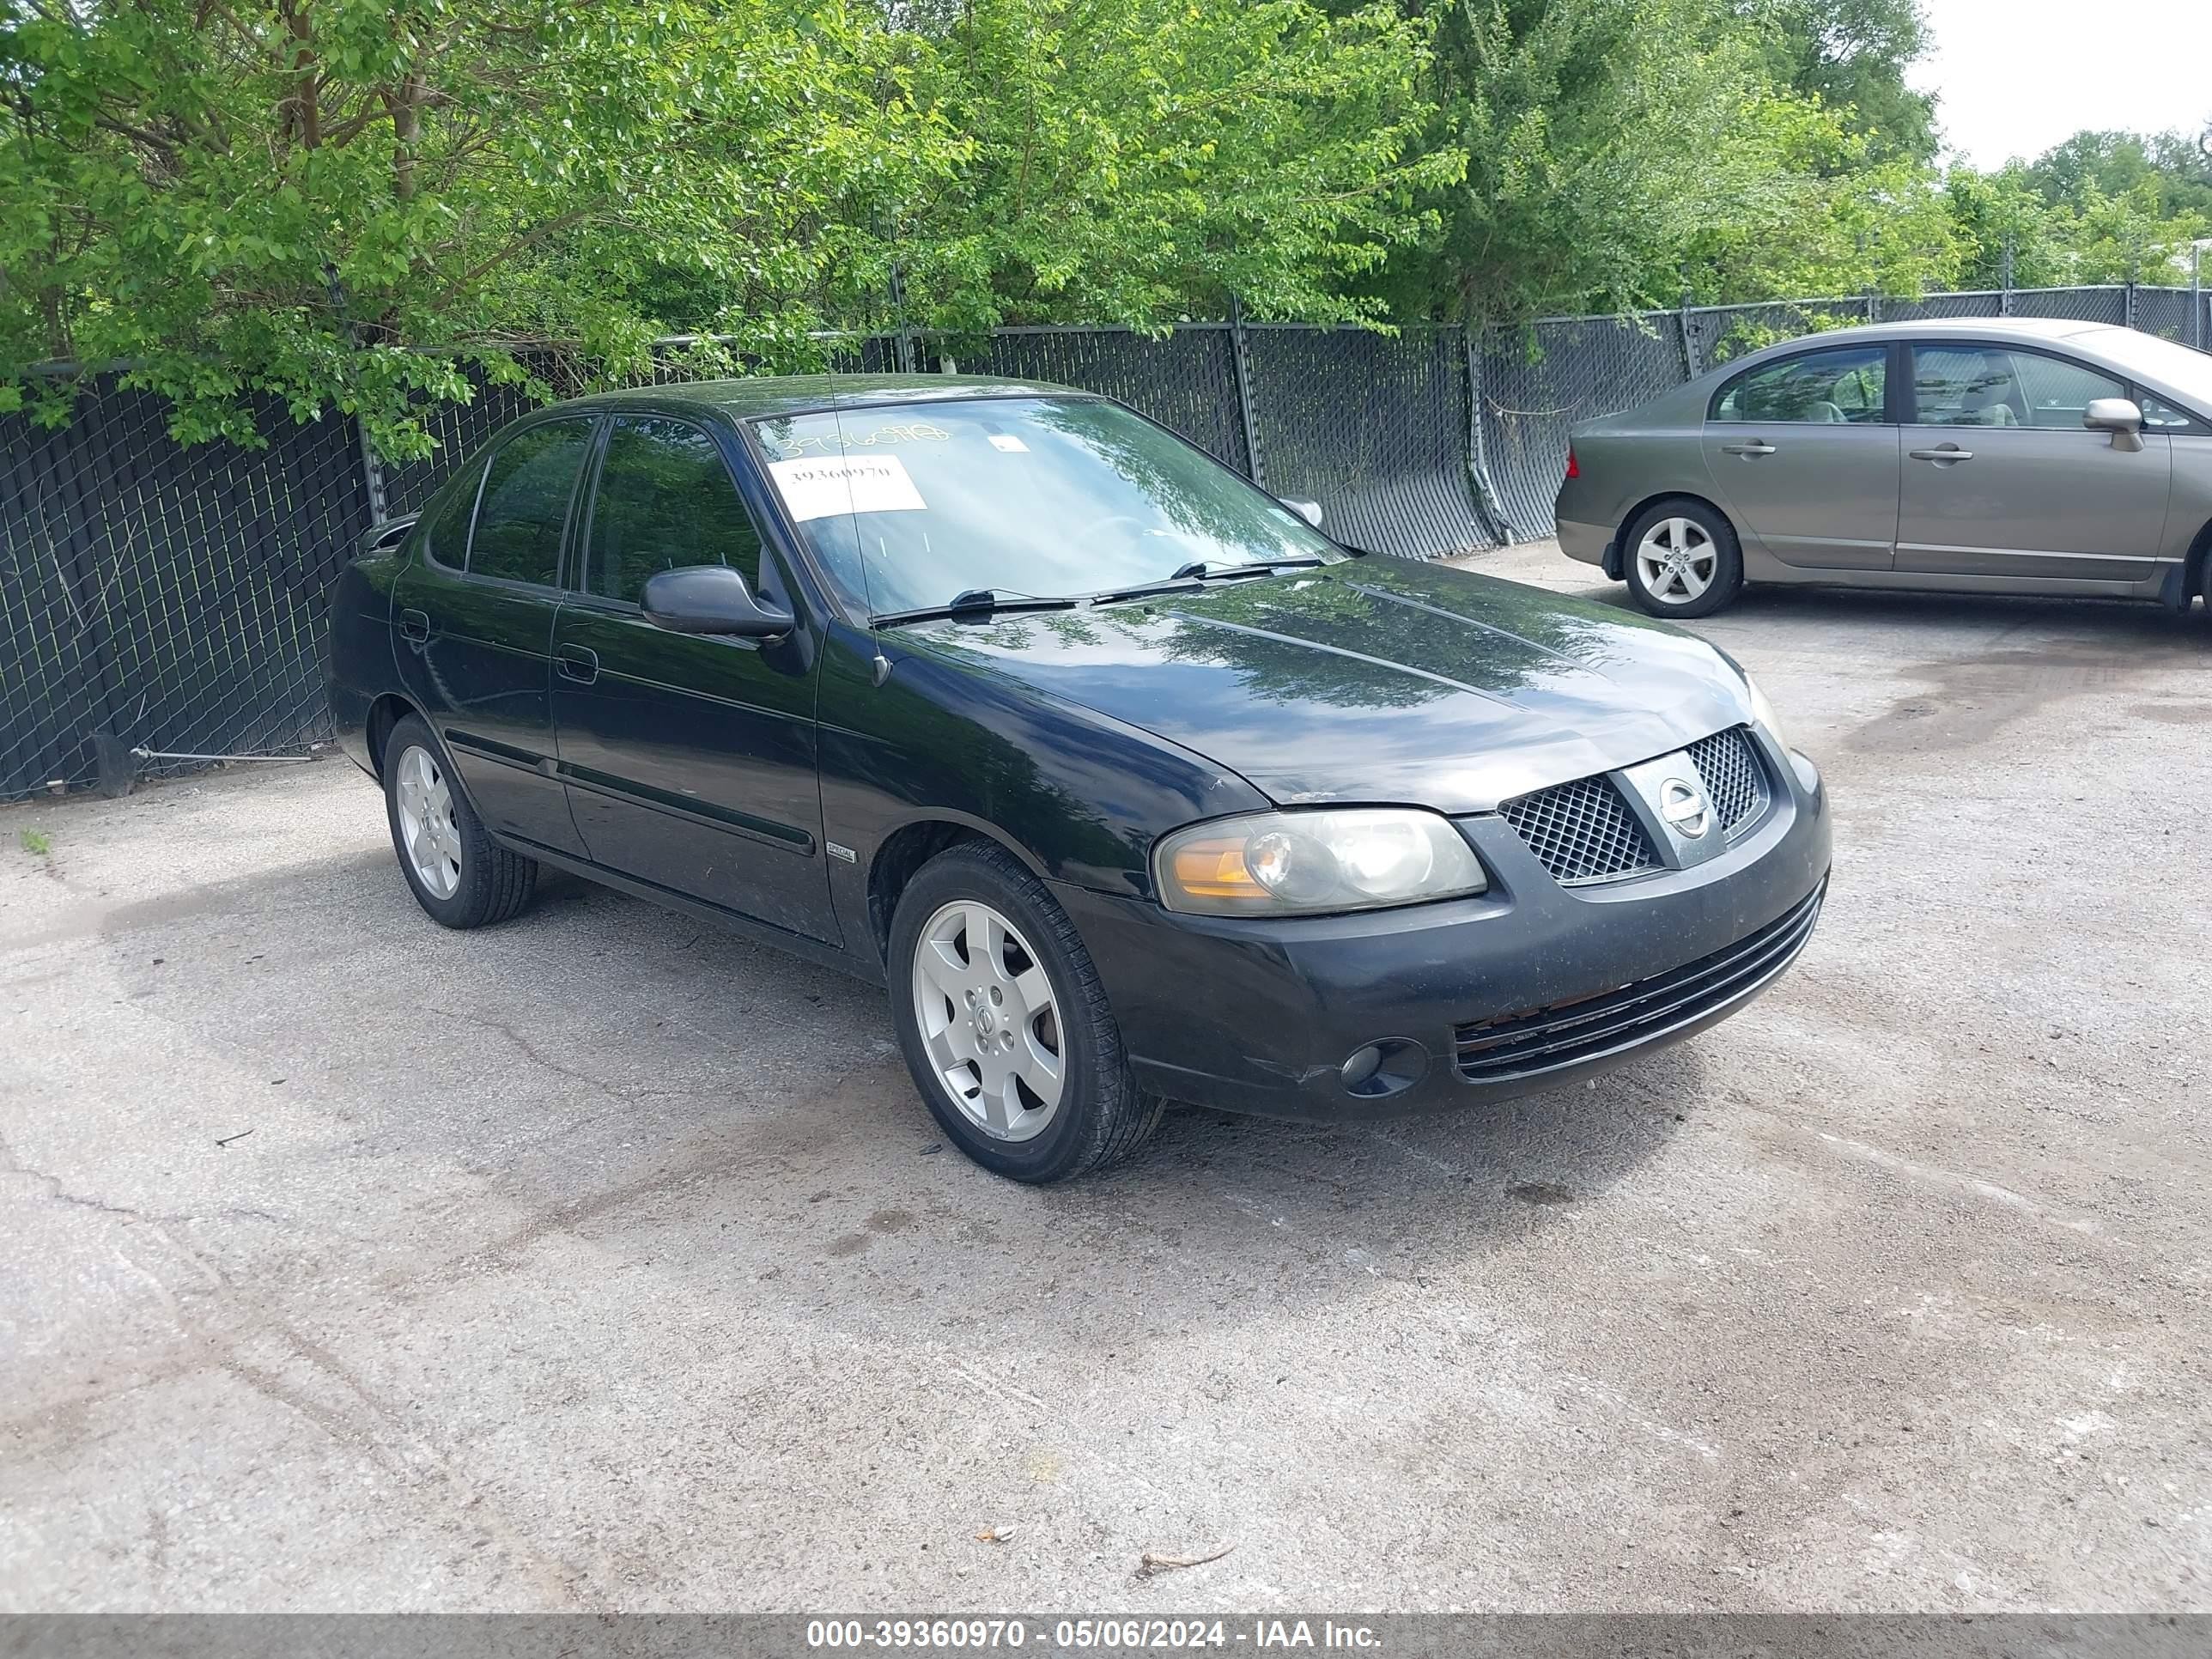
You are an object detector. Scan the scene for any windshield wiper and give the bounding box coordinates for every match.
[1086,557,1328,606]
[1193,557,1327,579]
[871,589,1081,628]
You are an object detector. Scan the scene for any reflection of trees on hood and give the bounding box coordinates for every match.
[911,562,1681,719]
[1148,578,1452,710]
[1350,561,1679,662]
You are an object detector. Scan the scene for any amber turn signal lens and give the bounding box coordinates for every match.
[1169,837,1266,900]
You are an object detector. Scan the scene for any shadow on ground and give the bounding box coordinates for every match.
[83,844,1697,1362]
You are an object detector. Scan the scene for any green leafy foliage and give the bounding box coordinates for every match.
[1,0,1453,447]
[1742,0,1936,162]
[2,0,2209,450]
[1,0,962,453]
[895,0,1460,330]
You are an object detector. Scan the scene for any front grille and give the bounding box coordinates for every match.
[1453,884,1825,1084]
[1498,775,1660,885]
[1686,726,1770,837]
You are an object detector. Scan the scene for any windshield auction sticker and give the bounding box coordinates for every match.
[769,454,928,522]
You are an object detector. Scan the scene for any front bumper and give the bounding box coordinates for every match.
[1057,735,1831,1121]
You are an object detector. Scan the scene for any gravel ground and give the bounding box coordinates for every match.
[3,540,2209,1613]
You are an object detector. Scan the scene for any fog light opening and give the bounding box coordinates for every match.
[1340,1037,1430,1099]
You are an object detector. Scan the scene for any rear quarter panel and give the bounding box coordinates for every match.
[1558,380,1729,562]
[324,544,407,776]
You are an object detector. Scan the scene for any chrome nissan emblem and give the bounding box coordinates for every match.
[1660,777,1711,839]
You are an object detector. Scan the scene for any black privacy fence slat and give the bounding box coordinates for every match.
[1,376,369,801]
[1480,312,1690,543]
[967,328,1251,477]
[1244,325,1495,557]
[5,285,2210,801]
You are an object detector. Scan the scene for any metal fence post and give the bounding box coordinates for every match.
[1228,295,1267,488]
[2125,280,2138,331]
[2194,244,2204,349]
[1866,292,1881,325]
[326,262,391,526]
[1463,322,1508,545]
[2000,240,2014,317]
[1677,296,1700,380]
[356,423,390,527]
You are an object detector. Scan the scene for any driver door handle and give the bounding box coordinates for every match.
[556,645,599,685]
[1721,441,1777,457]
[1910,446,1973,463]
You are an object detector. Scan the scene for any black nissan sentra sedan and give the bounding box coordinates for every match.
[327,375,1831,1182]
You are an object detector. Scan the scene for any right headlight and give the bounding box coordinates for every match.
[1153,807,1487,917]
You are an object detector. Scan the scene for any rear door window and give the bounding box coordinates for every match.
[467,419,596,586]
[422,457,487,570]
[1713,346,1889,424]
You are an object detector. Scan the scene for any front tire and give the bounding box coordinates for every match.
[888,842,1164,1182]
[1621,499,1744,618]
[382,715,539,928]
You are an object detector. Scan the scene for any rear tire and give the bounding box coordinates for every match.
[382,715,539,928]
[888,842,1163,1182]
[1621,499,1744,618]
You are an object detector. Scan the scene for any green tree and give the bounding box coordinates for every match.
[0,0,958,451]
[1742,0,1935,162]
[2,0,1461,445]
[891,0,1460,331]
[2027,129,2212,222]
[1362,0,1802,319]
[1942,163,2073,289]
[1358,0,1954,319]
[1674,94,1958,302]
[2009,131,2211,283]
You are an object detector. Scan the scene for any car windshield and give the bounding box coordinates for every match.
[2074,326,2212,409]
[748,396,1342,617]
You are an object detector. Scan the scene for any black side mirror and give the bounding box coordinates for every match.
[641,565,793,639]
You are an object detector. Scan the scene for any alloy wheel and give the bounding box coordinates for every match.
[393,744,463,900]
[1636,517,1717,605]
[909,899,1066,1142]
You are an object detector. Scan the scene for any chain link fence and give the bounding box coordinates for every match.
[1,376,371,802]
[6,283,2210,800]
[1479,312,1691,542]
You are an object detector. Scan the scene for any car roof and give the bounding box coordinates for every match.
[1700,315,2139,384]
[1733,316,2112,353]
[549,373,1087,423]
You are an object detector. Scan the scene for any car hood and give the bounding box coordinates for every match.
[886,562,1754,813]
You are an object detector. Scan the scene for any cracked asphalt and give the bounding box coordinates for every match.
[3,541,2210,1612]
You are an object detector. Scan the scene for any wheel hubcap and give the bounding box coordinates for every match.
[393,744,463,900]
[1636,517,1716,604]
[910,900,1066,1142]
